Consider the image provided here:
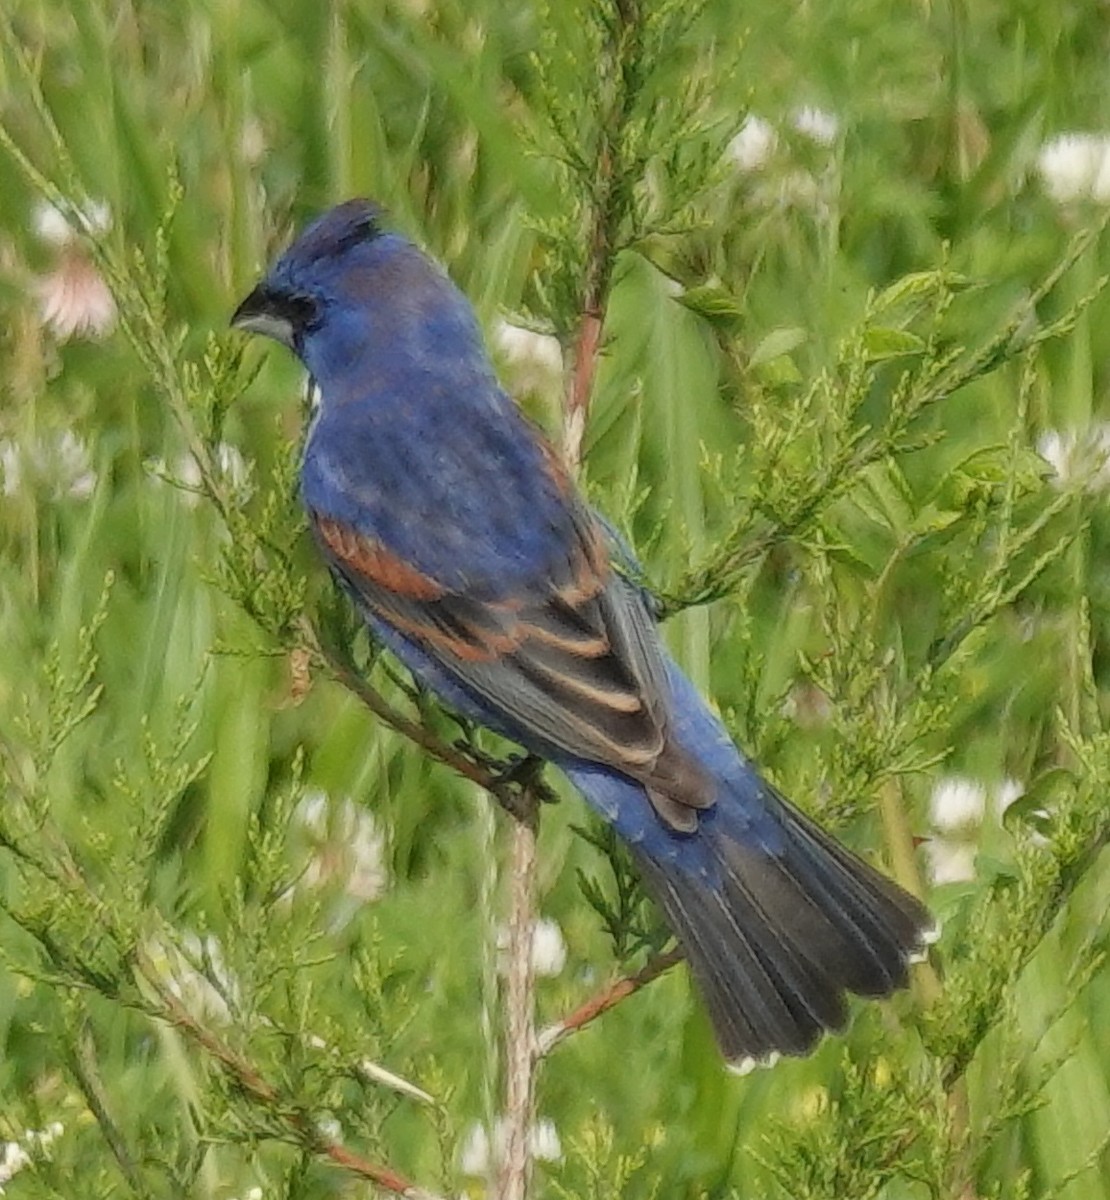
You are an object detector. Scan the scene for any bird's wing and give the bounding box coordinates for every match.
[310,498,714,830]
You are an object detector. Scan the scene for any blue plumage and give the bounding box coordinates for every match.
[233,199,934,1067]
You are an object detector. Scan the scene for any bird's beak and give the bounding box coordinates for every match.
[230,285,295,347]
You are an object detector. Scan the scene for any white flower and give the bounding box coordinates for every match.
[929,776,987,831]
[1037,429,1073,480]
[458,1118,562,1176]
[0,1142,31,1186]
[458,1123,490,1176]
[995,778,1024,816]
[530,918,567,976]
[924,839,976,885]
[317,1116,342,1141]
[148,932,238,1024]
[726,114,777,172]
[0,1123,64,1187]
[36,251,117,341]
[1037,425,1110,490]
[923,774,1024,884]
[32,201,75,248]
[531,1118,562,1163]
[791,105,839,146]
[31,198,116,341]
[0,441,21,498]
[0,431,97,500]
[492,319,563,395]
[496,917,567,977]
[294,790,388,904]
[240,117,267,165]
[32,198,112,245]
[1036,133,1110,205]
[148,444,253,507]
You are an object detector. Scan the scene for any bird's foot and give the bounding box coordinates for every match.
[497,753,556,801]
[454,743,559,806]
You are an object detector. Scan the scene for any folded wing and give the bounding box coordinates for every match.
[312,497,714,831]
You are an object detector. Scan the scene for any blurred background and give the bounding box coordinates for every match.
[1,1,1109,1197]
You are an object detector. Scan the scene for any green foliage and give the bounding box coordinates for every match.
[1,1,1109,1198]
[526,0,735,336]
[573,820,668,964]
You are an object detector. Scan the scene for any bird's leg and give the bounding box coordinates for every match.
[498,753,560,804]
[457,744,560,807]
[497,751,543,787]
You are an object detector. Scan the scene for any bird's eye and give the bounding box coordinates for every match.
[278,293,322,331]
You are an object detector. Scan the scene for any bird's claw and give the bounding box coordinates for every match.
[452,744,558,804]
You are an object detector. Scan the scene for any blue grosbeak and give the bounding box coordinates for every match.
[232,199,934,1069]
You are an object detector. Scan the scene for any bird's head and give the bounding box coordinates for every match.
[230,198,396,354]
[231,199,483,395]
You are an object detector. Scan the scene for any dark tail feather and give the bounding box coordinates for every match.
[630,791,936,1069]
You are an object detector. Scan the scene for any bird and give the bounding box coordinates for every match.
[231,198,936,1070]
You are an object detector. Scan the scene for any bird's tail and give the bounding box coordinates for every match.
[628,783,935,1070]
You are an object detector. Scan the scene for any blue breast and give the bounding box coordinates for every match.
[299,279,575,597]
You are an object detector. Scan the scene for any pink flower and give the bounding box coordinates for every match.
[31,199,117,342]
[36,249,117,342]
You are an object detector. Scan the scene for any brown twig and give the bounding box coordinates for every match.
[564,169,613,472]
[305,626,543,824]
[536,949,683,1056]
[135,954,445,1200]
[564,309,603,469]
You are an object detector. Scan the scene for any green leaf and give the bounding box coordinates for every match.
[676,283,745,332]
[749,326,808,367]
[862,326,927,362]
[1002,768,1074,835]
[753,354,805,386]
[910,503,963,538]
[872,269,973,314]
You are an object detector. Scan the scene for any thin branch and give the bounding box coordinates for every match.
[536,949,683,1056]
[496,802,540,1200]
[561,9,641,469]
[564,309,603,469]
[134,954,446,1200]
[876,781,941,1006]
[305,626,549,823]
[301,1032,438,1107]
[500,12,646,1192]
[66,1017,145,1194]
